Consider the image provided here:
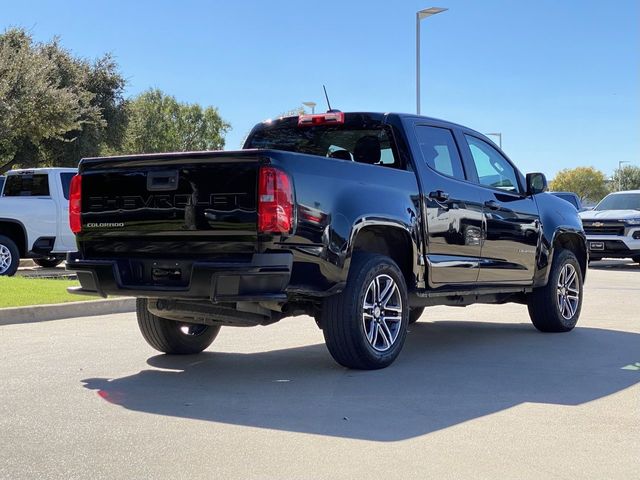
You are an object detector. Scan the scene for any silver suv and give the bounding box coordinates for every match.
[579,190,640,263]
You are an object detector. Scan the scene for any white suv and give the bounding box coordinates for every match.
[579,190,640,263]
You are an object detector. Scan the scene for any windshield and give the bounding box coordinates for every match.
[245,114,401,169]
[594,193,640,211]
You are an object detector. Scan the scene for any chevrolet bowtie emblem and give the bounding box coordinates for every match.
[592,222,604,227]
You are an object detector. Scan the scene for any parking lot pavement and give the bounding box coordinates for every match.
[1,261,639,480]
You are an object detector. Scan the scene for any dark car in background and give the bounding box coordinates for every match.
[550,191,582,211]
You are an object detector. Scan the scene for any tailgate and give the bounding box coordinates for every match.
[78,151,262,258]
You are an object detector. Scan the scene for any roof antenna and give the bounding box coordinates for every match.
[323,85,338,113]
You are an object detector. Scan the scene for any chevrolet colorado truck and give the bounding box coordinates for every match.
[67,112,587,369]
[0,168,78,275]
[579,190,640,263]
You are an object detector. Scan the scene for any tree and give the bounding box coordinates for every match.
[41,48,128,165]
[611,165,640,191]
[549,167,610,203]
[0,28,95,172]
[122,89,230,154]
[0,28,127,172]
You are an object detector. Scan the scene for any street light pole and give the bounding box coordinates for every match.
[485,132,503,149]
[618,160,630,191]
[416,7,447,115]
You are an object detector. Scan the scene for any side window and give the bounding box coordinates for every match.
[2,174,50,197]
[414,126,465,179]
[60,173,75,200]
[464,135,520,193]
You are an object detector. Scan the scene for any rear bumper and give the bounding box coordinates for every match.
[66,252,293,302]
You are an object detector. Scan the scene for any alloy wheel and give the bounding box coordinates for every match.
[0,245,12,274]
[556,263,579,320]
[362,274,403,352]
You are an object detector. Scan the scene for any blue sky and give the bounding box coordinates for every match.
[2,0,638,177]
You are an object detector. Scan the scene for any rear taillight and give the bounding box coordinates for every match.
[69,174,82,234]
[257,166,294,234]
[297,112,344,127]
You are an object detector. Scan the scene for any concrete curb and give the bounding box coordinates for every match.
[0,298,136,326]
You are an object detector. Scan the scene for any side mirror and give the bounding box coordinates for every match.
[526,172,548,195]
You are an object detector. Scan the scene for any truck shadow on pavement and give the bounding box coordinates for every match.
[82,321,640,442]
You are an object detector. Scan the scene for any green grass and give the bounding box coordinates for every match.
[0,277,82,308]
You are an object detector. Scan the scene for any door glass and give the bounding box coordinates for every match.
[465,135,520,193]
[415,126,465,179]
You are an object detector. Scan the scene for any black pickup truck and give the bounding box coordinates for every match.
[68,112,587,369]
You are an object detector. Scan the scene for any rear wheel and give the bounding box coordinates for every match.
[0,235,19,276]
[136,298,221,354]
[527,249,583,332]
[321,253,409,370]
[33,257,64,268]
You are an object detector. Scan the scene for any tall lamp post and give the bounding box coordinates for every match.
[618,160,630,191]
[302,101,316,114]
[416,7,447,115]
[485,132,503,149]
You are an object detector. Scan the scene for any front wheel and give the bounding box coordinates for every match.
[527,249,583,332]
[321,253,409,370]
[136,298,221,354]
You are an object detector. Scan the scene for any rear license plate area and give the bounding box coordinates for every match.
[589,241,604,251]
[118,259,191,287]
[150,261,190,286]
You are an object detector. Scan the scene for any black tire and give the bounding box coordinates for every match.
[632,255,640,264]
[0,235,20,276]
[321,253,409,370]
[408,307,425,325]
[136,298,221,354]
[527,249,583,332]
[33,257,64,268]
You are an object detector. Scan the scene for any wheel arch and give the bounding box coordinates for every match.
[347,220,421,290]
[554,230,587,277]
[535,229,588,288]
[0,219,28,257]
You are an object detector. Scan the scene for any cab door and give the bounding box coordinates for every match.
[459,133,540,284]
[407,121,486,285]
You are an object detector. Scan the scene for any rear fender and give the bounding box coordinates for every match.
[344,218,423,289]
